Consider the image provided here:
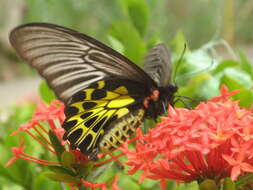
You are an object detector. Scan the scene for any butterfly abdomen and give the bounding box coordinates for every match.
[99,109,145,154]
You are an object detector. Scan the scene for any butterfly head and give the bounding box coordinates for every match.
[144,83,178,120]
[159,83,178,106]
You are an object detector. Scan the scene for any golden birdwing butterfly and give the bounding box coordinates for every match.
[9,23,177,160]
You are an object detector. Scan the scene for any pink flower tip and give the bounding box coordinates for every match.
[112,175,122,190]
[210,85,240,102]
[6,138,25,167]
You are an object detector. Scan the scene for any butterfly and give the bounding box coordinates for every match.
[9,23,178,160]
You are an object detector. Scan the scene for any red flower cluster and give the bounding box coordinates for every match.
[121,86,253,187]
[7,100,65,166]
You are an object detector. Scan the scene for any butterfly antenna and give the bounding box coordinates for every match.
[173,98,192,109]
[162,102,167,113]
[172,43,187,84]
[174,95,196,102]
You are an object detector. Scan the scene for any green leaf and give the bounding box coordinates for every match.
[25,0,89,28]
[235,88,253,108]
[223,68,252,87]
[212,60,239,75]
[124,0,149,36]
[173,181,198,190]
[48,130,65,162]
[86,162,113,181]
[44,171,81,184]
[178,72,219,106]
[170,30,188,55]
[146,33,162,49]
[107,35,124,55]
[74,162,94,178]
[39,81,56,104]
[181,48,214,76]
[236,173,253,188]
[220,75,253,107]
[48,165,76,176]
[223,178,235,190]
[33,173,62,190]
[199,179,218,190]
[61,151,75,168]
[0,143,35,189]
[117,173,141,190]
[0,165,19,184]
[109,21,146,64]
[238,50,253,80]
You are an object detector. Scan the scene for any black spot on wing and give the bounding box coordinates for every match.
[83,102,97,109]
[103,79,149,95]
[121,136,127,141]
[66,128,82,145]
[127,129,133,135]
[104,80,123,91]
[79,134,93,154]
[71,91,86,103]
[80,112,93,119]
[63,120,77,131]
[64,106,79,117]
[92,117,107,133]
[122,126,127,131]
[88,82,98,89]
[84,116,98,127]
[91,89,106,100]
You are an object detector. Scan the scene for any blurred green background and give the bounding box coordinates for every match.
[0,0,252,190]
[0,0,253,81]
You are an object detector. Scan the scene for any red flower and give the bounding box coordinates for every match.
[80,179,107,190]
[7,100,66,165]
[121,85,253,186]
[5,137,25,167]
[112,175,122,190]
[68,175,122,190]
[78,175,122,190]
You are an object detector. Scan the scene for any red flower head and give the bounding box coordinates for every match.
[7,100,66,165]
[121,85,253,187]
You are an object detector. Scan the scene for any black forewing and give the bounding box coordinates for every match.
[9,23,156,103]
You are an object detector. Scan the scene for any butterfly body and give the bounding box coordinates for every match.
[9,23,177,160]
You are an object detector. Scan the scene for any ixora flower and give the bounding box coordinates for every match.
[6,100,121,190]
[120,85,253,189]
